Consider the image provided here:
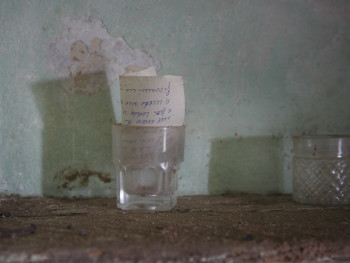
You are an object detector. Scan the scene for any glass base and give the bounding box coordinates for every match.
[118,192,177,211]
[117,165,178,211]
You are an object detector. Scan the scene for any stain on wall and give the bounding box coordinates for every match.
[55,165,111,191]
[31,75,115,197]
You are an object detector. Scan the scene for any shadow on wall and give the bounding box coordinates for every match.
[208,136,283,195]
[31,72,116,197]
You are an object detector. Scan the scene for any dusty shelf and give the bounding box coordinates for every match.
[0,194,349,262]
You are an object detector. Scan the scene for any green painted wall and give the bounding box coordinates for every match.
[1,0,349,196]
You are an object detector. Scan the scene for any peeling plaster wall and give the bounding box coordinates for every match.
[48,16,161,96]
[0,0,350,196]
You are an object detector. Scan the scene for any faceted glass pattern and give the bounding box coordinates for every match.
[293,158,350,205]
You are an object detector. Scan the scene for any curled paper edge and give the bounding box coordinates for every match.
[123,66,157,76]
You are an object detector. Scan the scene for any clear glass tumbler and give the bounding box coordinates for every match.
[293,135,350,205]
[112,124,185,211]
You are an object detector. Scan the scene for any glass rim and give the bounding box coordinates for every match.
[112,123,185,128]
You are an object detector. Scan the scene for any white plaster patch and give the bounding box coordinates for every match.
[48,16,161,95]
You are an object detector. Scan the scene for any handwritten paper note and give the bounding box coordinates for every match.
[119,74,185,127]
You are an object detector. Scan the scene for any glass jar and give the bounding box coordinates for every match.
[112,124,185,211]
[293,135,350,205]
